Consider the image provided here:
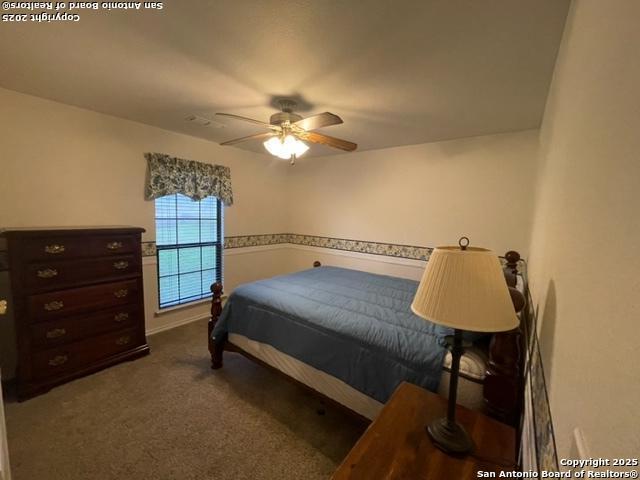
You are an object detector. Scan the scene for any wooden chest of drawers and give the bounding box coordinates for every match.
[1,227,150,400]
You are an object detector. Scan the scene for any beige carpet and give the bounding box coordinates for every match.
[4,319,366,480]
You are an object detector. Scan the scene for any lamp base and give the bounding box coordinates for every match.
[427,417,474,455]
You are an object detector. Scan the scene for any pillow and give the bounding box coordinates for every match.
[442,346,488,381]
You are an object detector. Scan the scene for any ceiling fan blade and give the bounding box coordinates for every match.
[293,112,343,131]
[220,132,275,146]
[296,131,357,152]
[215,113,278,130]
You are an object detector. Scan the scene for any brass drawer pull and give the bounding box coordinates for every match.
[44,244,65,254]
[37,268,58,279]
[113,289,128,298]
[46,328,67,339]
[106,241,123,250]
[113,261,129,270]
[48,354,68,367]
[44,300,64,311]
[115,335,131,346]
[114,312,129,322]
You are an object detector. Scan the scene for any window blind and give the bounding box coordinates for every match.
[155,193,222,309]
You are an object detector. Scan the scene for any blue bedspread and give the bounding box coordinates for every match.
[212,266,449,403]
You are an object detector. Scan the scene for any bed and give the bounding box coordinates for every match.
[208,251,525,424]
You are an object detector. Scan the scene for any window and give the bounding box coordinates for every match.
[155,193,222,309]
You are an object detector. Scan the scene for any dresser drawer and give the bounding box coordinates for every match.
[3,227,148,400]
[27,279,139,322]
[31,327,141,380]
[22,234,138,261]
[24,255,139,291]
[30,304,140,349]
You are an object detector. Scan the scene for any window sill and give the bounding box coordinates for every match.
[154,296,226,317]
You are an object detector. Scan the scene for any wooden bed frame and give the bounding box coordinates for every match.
[207,250,526,427]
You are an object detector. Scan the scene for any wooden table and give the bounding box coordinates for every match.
[332,382,516,479]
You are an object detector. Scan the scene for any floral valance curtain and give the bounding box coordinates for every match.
[144,152,233,206]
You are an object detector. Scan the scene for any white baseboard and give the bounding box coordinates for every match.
[145,312,209,336]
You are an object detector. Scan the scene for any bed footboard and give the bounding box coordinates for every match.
[207,282,224,369]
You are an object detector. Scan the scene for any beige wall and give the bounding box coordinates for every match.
[285,246,426,281]
[0,87,543,373]
[1,2,637,460]
[0,88,290,344]
[287,130,539,258]
[0,87,289,238]
[527,0,640,460]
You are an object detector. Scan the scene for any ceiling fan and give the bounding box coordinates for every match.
[216,99,357,165]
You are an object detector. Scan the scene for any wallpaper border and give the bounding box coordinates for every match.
[530,334,559,471]
[521,286,559,473]
[2,234,514,267]
[143,234,434,261]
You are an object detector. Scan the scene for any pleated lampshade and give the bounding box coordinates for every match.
[411,246,518,332]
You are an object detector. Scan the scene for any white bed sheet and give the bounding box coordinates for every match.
[228,333,486,420]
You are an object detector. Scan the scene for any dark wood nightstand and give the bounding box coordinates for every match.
[332,382,516,479]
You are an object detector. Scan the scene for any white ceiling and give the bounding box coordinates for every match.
[0,0,569,156]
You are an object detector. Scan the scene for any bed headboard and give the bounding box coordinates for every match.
[484,250,525,426]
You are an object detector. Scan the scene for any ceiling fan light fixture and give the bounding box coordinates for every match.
[216,107,356,157]
[263,135,309,160]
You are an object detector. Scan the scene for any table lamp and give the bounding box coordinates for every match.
[411,237,518,455]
